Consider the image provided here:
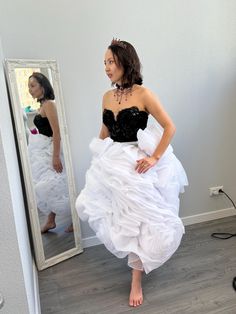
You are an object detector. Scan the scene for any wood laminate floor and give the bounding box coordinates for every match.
[39,212,75,259]
[39,216,236,314]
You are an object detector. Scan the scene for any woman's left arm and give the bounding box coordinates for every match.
[136,88,176,173]
[44,101,63,172]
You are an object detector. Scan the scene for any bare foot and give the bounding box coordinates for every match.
[41,212,56,233]
[129,269,143,307]
[65,223,73,233]
[41,222,56,233]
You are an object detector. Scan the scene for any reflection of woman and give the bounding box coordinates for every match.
[76,39,188,307]
[28,72,72,233]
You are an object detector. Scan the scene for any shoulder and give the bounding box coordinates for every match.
[103,89,115,99]
[136,86,163,113]
[136,85,156,99]
[137,86,161,105]
[102,88,115,108]
[131,84,154,99]
[41,100,57,116]
[42,100,56,110]
[42,99,55,106]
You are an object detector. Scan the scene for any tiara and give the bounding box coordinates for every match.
[111,38,127,49]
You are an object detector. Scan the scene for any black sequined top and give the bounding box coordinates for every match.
[103,106,148,142]
[34,114,53,137]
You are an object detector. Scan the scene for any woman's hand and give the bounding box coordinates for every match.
[53,156,63,173]
[135,156,159,174]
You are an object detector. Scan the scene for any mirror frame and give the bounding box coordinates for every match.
[5,59,83,270]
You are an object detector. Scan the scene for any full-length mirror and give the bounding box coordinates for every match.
[5,59,83,270]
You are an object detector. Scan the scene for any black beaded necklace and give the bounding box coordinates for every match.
[114,83,133,104]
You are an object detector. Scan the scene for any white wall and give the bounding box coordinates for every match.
[0,39,40,313]
[0,0,235,240]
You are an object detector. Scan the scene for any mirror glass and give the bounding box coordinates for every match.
[5,59,83,270]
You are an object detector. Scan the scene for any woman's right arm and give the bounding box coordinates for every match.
[99,92,110,139]
[99,123,109,139]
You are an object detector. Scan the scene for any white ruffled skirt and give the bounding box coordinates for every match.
[76,125,188,274]
[28,133,70,216]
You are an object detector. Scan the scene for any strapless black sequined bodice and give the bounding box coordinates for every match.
[34,114,53,137]
[103,106,148,142]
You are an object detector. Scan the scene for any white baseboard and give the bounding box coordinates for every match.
[182,207,235,226]
[82,235,102,248]
[82,207,236,248]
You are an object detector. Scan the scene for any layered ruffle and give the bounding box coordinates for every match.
[28,133,70,215]
[76,125,188,273]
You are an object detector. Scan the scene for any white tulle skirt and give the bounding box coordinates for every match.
[28,133,70,216]
[76,125,188,274]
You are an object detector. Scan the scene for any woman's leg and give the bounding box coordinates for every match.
[65,223,74,233]
[41,211,56,233]
[129,269,143,307]
[128,253,144,307]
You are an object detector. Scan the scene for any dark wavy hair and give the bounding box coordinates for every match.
[108,40,143,87]
[29,72,55,102]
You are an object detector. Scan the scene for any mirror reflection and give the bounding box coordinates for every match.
[15,67,75,259]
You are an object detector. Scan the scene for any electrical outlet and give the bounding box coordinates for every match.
[209,186,223,196]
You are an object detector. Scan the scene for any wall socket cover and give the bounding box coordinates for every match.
[209,186,223,196]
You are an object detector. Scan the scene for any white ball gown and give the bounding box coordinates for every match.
[28,114,70,216]
[76,106,188,274]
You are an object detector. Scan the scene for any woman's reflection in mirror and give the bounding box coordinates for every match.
[28,72,73,233]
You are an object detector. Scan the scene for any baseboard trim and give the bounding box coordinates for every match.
[82,235,102,248]
[82,207,236,248]
[182,207,235,226]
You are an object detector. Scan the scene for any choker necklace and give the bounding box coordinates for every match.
[114,83,133,104]
[38,97,45,105]
[116,83,132,89]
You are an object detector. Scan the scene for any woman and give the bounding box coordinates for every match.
[76,39,188,307]
[28,72,72,233]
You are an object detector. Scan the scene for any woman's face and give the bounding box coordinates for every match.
[104,49,124,85]
[28,77,44,99]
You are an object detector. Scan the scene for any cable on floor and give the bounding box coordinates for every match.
[211,189,236,240]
